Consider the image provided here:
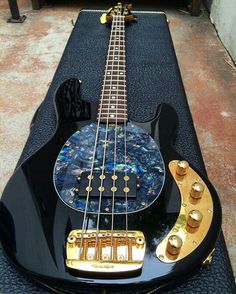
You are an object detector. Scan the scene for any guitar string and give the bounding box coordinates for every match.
[78,17,117,260]
[94,16,119,261]
[122,15,129,261]
[110,15,123,261]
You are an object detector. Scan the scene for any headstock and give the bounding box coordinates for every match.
[100,3,137,24]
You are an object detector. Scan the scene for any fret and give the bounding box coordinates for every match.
[110,41,125,46]
[103,80,126,84]
[105,70,125,74]
[103,91,126,95]
[109,49,125,53]
[100,98,127,101]
[99,114,127,119]
[100,115,127,120]
[100,102,127,105]
[100,102,127,106]
[104,72,126,75]
[112,28,125,32]
[103,86,126,89]
[99,109,127,113]
[99,104,126,107]
[108,56,125,60]
[103,79,126,82]
[107,59,125,66]
[111,36,125,41]
[103,78,126,82]
[102,94,127,98]
[109,46,125,51]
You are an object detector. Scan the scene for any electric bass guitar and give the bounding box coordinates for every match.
[0,3,222,293]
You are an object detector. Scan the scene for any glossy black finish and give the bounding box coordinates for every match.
[0,78,222,293]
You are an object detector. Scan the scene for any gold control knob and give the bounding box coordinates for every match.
[166,235,183,255]
[176,160,189,176]
[190,182,205,199]
[187,210,203,228]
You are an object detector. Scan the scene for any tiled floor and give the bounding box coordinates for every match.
[0,0,235,280]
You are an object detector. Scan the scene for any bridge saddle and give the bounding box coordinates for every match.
[66,230,146,273]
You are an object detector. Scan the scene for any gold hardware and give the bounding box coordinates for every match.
[187,210,203,228]
[111,175,118,180]
[176,160,189,176]
[111,186,117,192]
[98,186,105,192]
[156,160,213,263]
[190,182,205,199]
[99,175,106,180]
[166,235,183,256]
[87,175,94,180]
[66,230,146,273]
[123,187,130,193]
[100,13,107,24]
[202,249,215,266]
[124,175,130,181]
[86,186,92,192]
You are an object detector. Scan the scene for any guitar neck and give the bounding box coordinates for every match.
[97,15,128,123]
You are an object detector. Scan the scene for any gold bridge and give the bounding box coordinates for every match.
[66,230,146,273]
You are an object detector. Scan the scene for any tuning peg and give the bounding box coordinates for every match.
[166,235,182,255]
[187,210,203,228]
[190,182,205,199]
[176,160,189,176]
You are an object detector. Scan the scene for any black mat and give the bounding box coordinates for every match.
[0,10,235,293]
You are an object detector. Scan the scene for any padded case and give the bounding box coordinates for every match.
[0,10,235,293]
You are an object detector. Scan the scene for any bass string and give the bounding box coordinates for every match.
[94,16,120,260]
[110,15,124,260]
[122,15,129,261]
[78,15,118,260]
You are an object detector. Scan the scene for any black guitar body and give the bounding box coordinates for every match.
[0,78,221,293]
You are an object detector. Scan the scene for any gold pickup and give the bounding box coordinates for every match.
[66,230,145,273]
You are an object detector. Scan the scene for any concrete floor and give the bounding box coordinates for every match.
[0,0,235,280]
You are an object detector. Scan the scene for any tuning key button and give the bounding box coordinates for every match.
[187,210,203,228]
[190,182,205,199]
[176,160,189,176]
[166,235,183,255]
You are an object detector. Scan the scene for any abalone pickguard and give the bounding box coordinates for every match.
[54,123,165,213]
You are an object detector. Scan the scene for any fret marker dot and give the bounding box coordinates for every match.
[115,47,118,49]
[120,72,124,75]
[112,96,116,99]
[107,72,110,75]
[110,114,115,118]
[112,86,116,89]
[116,37,119,40]
[115,57,118,60]
[111,105,115,108]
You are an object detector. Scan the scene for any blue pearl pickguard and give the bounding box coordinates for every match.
[53,122,165,214]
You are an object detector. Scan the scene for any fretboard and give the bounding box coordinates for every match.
[97,15,127,123]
